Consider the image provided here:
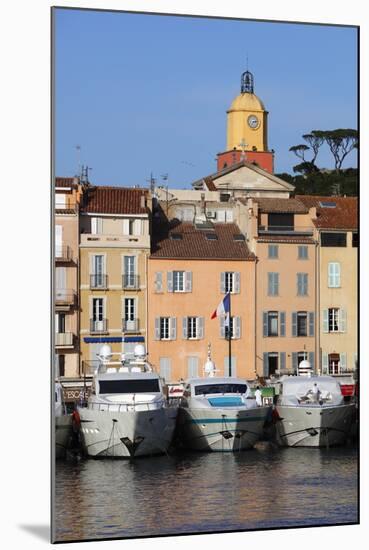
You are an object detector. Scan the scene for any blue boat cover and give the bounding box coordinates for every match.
[208,396,243,407]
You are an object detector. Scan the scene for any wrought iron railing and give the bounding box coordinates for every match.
[90,319,108,333]
[55,290,77,305]
[55,245,74,261]
[122,274,140,289]
[258,225,313,235]
[90,274,108,289]
[122,318,139,332]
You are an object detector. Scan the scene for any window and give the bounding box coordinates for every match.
[328,308,340,332]
[268,245,279,259]
[221,272,240,294]
[321,232,347,247]
[188,317,198,339]
[298,246,308,260]
[297,312,308,336]
[160,317,170,340]
[99,379,160,394]
[124,298,135,321]
[223,317,241,340]
[159,358,171,382]
[55,313,66,334]
[352,232,358,248]
[194,383,246,395]
[129,219,135,235]
[124,256,136,287]
[187,357,199,378]
[173,271,185,292]
[328,262,340,288]
[297,273,308,296]
[91,298,105,332]
[183,317,204,340]
[268,273,279,296]
[268,213,294,229]
[267,312,278,336]
[91,255,105,287]
[91,217,103,235]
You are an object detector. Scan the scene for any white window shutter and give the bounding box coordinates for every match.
[122,219,130,235]
[220,317,225,338]
[235,316,241,339]
[170,317,177,340]
[221,272,226,293]
[339,309,347,332]
[155,272,163,292]
[328,262,334,287]
[197,317,204,339]
[55,225,62,257]
[182,317,188,339]
[167,271,173,292]
[323,309,329,332]
[336,263,341,286]
[234,272,240,294]
[154,318,160,340]
[185,271,192,292]
[340,352,347,372]
[322,353,328,374]
[134,219,142,236]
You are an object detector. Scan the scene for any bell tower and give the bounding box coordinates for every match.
[217,69,274,173]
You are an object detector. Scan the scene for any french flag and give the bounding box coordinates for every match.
[211,293,230,324]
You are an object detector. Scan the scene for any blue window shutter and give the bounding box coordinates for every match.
[292,312,297,337]
[308,352,315,372]
[167,271,173,292]
[309,312,315,337]
[263,353,269,377]
[263,312,268,337]
[280,352,286,372]
[280,312,286,336]
[292,352,298,372]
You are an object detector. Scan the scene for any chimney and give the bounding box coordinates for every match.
[140,194,146,209]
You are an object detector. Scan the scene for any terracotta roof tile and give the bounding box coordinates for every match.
[296,195,358,230]
[82,186,149,215]
[151,221,254,260]
[257,236,315,244]
[55,177,78,188]
[241,197,308,214]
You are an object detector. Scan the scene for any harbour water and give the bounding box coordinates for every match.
[53,442,358,542]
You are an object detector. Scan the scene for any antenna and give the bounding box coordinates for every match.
[146,172,156,194]
[81,165,92,185]
[75,145,81,177]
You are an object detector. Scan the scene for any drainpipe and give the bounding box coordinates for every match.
[254,256,258,378]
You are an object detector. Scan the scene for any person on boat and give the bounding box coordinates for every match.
[255,386,263,407]
[312,382,321,403]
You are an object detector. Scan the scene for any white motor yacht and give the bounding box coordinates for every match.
[177,351,270,452]
[55,381,73,459]
[275,361,355,447]
[78,344,177,458]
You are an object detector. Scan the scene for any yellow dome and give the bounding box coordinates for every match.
[228,92,265,112]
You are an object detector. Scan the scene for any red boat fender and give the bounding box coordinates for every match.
[72,410,81,432]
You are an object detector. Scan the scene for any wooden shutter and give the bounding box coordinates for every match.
[234,272,240,294]
[182,317,188,339]
[292,312,297,337]
[122,219,130,235]
[187,357,199,378]
[159,358,171,383]
[322,353,328,374]
[339,309,347,332]
[280,312,286,337]
[340,353,347,372]
[167,271,173,292]
[185,271,192,292]
[263,353,269,377]
[292,352,298,372]
[154,318,160,340]
[221,272,226,293]
[154,272,163,292]
[309,312,315,337]
[263,312,268,337]
[234,316,241,339]
[280,352,286,372]
[308,352,315,372]
[220,317,225,338]
[323,309,329,332]
[170,317,177,340]
[197,317,204,339]
[134,219,142,236]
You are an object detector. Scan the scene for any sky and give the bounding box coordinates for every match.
[54,8,358,188]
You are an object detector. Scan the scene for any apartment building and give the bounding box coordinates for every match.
[54,177,82,377]
[148,214,256,382]
[297,195,358,376]
[79,186,151,370]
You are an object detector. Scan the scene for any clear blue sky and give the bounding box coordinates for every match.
[54,8,358,188]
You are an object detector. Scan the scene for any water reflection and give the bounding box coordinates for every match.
[54,443,358,542]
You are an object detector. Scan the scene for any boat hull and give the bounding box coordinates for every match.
[177,406,269,452]
[78,406,178,458]
[275,403,355,447]
[55,415,73,459]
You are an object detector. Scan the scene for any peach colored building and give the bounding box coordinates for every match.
[54,177,83,378]
[79,186,151,371]
[297,196,358,377]
[148,219,256,382]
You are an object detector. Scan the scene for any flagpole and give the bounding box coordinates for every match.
[228,292,232,377]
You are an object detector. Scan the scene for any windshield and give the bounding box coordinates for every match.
[99,379,160,394]
[195,383,247,396]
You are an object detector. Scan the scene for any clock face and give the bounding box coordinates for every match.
[247,115,259,129]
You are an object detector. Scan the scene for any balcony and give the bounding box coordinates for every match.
[122,274,140,290]
[90,274,108,289]
[90,319,108,334]
[122,318,139,332]
[55,245,74,262]
[258,225,313,236]
[80,233,150,249]
[55,290,77,309]
[55,332,75,348]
